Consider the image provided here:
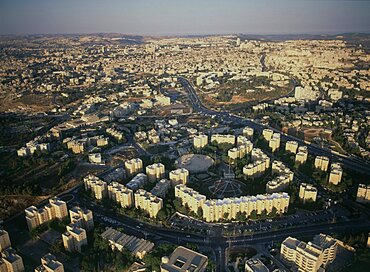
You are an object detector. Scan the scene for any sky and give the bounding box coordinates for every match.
[0,0,369,35]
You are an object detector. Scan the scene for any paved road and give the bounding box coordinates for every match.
[75,192,370,272]
[178,77,370,175]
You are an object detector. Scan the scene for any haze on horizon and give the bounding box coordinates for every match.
[0,0,369,36]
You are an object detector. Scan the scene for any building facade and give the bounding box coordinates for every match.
[125,158,143,176]
[134,189,163,218]
[108,182,134,208]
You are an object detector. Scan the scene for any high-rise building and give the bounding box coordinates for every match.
[295,146,308,164]
[243,148,270,178]
[314,156,330,172]
[285,141,299,154]
[176,185,289,222]
[69,207,94,231]
[125,158,143,176]
[280,234,338,272]
[83,175,107,200]
[175,185,206,213]
[328,163,343,185]
[35,253,64,272]
[62,224,87,253]
[193,134,208,149]
[151,179,171,198]
[269,133,281,152]
[312,234,338,267]
[1,248,24,272]
[107,182,134,208]
[0,230,11,252]
[25,198,68,231]
[126,173,148,190]
[134,189,163,218]
[356,184,370,203]
[281,237,323,272]
[262,129,273,141]
[242,127,254,139]
[146,163,165,182]
[299,183,318,203]
[169,168,189,186]
[210,134,235,145]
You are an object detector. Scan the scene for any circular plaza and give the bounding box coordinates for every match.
[176,154,214,173]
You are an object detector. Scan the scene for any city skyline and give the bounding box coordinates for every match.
[0,0,370,35]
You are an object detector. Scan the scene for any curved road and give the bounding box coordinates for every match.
[178,77,370,175]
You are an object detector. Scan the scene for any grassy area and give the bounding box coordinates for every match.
[146,144,170,154]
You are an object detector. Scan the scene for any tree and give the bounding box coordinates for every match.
[156,209,167,221]
[197,207,203,218]
[250,210,257,220]
[269,207,277,218]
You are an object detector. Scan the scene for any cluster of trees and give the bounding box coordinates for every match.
[0,183,41,196]
[80,227,136,271]
[29,218,69,240]
[143,243,177,271]
[332,127,360,155]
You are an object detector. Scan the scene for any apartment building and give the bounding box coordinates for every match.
[269,133,281,152]
[83,175,107,200]
[146,163,165,182]
[295,146,308,164]
[193,134,208,149]
[108,182,134,208]
[243,148,271,178]
[125,158,143,176]
[62,224,87,253]
[242,127,254,139]
[134,189,163,218]
[210,134,236,145]
[312,234,338,267]
[266,175,291,194]
[245,258,269,272]
[160,246,208,272]
[25,198,68,231]
[237,135,253,148]
[262,129,274,141]
[169,168,189,186]
[243,160,268,178]
[126,173,148,191]
[0,248,24,272]
[35,253,64,272]
[285,141,299,154]
[266,160,294,193]
[228,144,250,160]
[176,185,289,222]
[202,192,290,222]
[281,234,338,272]
[0,230,11,252]
[69,206,94,231]
[314,156,330,172]
[150,179,171,198]
[101,227,154,260]
[299,183,318,203]
[280,237,323,272]
[356,184,370,203]
[175,184,206,214]
[328,163,343,185]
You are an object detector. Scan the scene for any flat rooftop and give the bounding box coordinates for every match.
[161,246,208,272]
